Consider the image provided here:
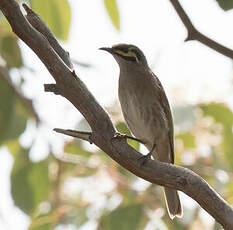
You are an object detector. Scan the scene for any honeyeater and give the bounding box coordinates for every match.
[100,44,182,219]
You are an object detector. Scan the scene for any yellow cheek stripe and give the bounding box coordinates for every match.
[115,50,137,58]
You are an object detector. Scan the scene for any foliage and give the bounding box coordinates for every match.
[104,0,120,30]
[216,0,233,10]
[98,204,144,230]
[0,1,232,230]
[11,144,51,215]
[30,0,71,40]
[0,76,27,145]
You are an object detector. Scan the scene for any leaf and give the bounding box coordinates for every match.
[200,103,233,126]
[226,182,233,203]
[104,0,120,30]
[11,147,51,215]
[176,132,195,149]
[29,161,51,208]
[11,148,34,214]
[116,122,140,150]
[30,223,53,230]
[29,212,54,230]
[116,122,131,136]
[128,139,140,151]
[0,15,14,36]
[30,0,71,40]
[200,103,233,168]
[215,0,233,11]
[0,76,27,145]
[0,36,23,68]
[98,204,143,230]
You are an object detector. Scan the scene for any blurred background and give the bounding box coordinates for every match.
[0,0,233,229]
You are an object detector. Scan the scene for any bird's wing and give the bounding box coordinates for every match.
[152,72,174,163]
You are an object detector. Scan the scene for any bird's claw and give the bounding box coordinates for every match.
[138,152,152,165]
[112,132,145,145]
[111,132,126,141]
[138,144,156,165]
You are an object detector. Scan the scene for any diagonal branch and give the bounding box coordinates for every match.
[169,0,233,59]
[0,1,233,229]
[22,3,73,70]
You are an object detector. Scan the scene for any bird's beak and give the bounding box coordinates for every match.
[99,47,114,54]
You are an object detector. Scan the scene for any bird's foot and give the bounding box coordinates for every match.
[112,132,126,140]
[138,144,156,165]
[111,132,145,144]
[111,132,127,143]
[138,152,152,165]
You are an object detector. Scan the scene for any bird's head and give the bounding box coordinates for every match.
[100,44,148,68]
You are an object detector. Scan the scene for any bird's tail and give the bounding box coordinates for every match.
[164,188,183,219]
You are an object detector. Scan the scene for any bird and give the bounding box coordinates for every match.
[100,44,183,219]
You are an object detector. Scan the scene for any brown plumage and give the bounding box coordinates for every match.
[100,44,183,219]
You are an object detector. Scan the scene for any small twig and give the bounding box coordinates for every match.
[44,84,61,95]
[54,128,145,145]
[53,128,93,143]
[169,0,233,59]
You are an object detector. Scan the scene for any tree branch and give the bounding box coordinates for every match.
[169,0,233,59]
[1,1,233,228]
[22,3,73,69]
[53,128,92,143]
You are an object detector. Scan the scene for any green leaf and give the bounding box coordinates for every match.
[0,76,27,145]
[11,148,34,214]
[29,212,54,230]
[30,223,53,230]
[98,204,143,230]
[200,103,233,168]
[200,103,233,126]
[29,161,51,208]
[215,0,233,11]
[227,182,233,203]
[11,147,51,215]
[104,0,120,30]
[176,132,195,149]
[116,122,131,136]
[0,14,14,35]
[116,122,140,150]
[30,0,71,40]
[0,36,23,68]
[128,138,140,151]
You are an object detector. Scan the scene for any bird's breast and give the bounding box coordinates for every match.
[119,84,169,146]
